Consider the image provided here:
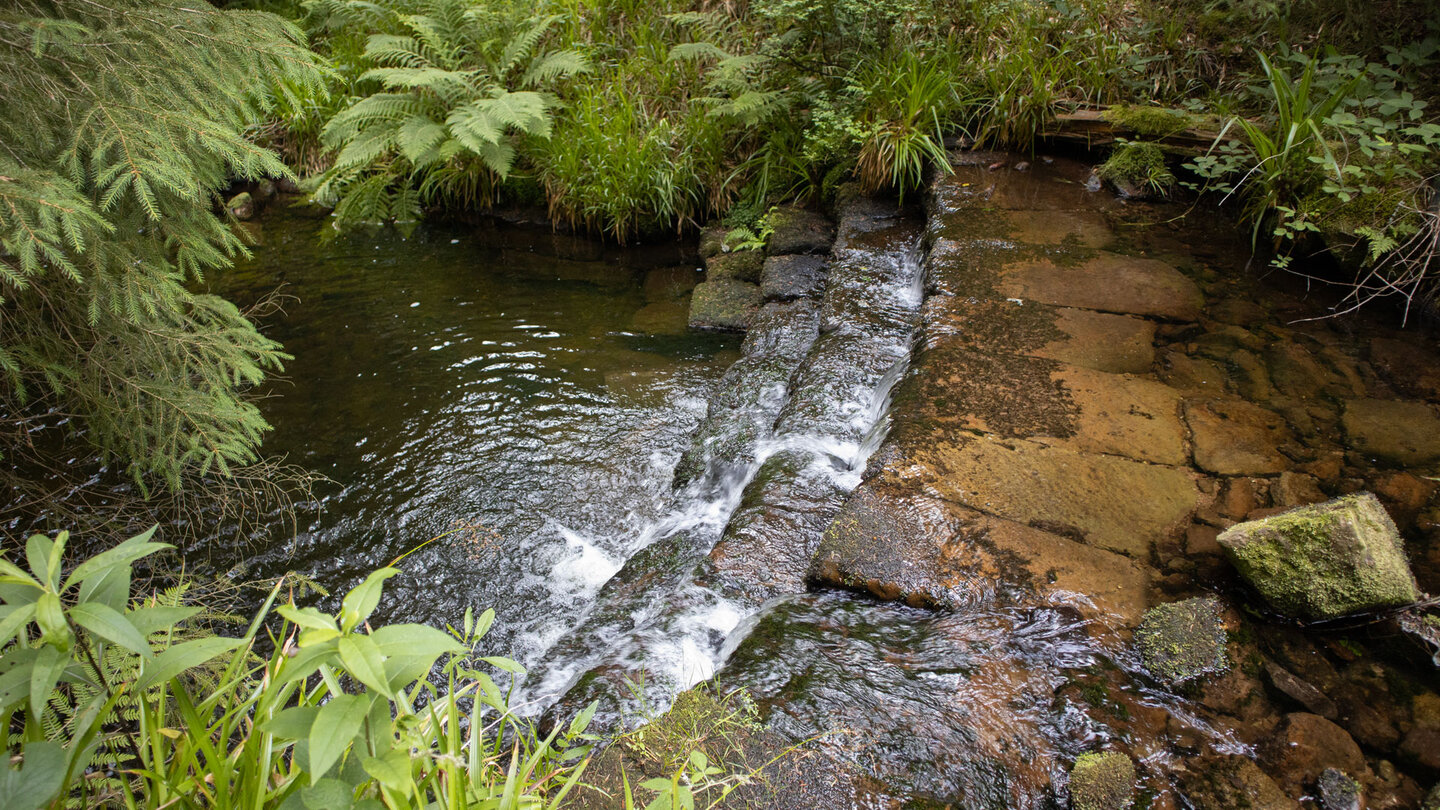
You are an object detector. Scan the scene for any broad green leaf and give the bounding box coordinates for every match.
[278,605,338,632]
[136,636,242,690]
[0,649,37,709]
[75,563,130,612]
[473,606,495,640]
[128,605,200,636]
[339,568,398,632]
[337,635,392,698]
[300,777,355,810]
[33,592,69,648]
[29,645,67,719]
[0,558,40,591]
[481,656,525,675]
[24,534,58,589]
[70,602,150,656]
[0,604,36,643]
[299,627,343,647]
[63,525,166,593]
[568,700,598,738]
[360,749,411,793]
[262,705,319,740]
[0,740,66,810]
[307,693,369,784]
[276,640,339,685]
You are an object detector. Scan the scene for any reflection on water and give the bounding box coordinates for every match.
[210,212,737,662]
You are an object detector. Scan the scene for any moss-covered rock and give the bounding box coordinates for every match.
[1136,596,1229,686]
[705,249,763,282]
[1069,751,1135,810]
[226,191,254,220]
[1316,768,1362,810]
[688,280,761,332]
[765,205,834,256]
[1101,104,1192,138]
[697,223,727,258]
[1217,493,1421,620]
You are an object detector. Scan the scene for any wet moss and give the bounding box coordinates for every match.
[1135,597,1229,686]
[1101,105,1192,138]
[1097,142,1175,195]
[1070,751,1135,810]
[1218,494,1420,620]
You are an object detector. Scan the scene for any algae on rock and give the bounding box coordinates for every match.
[1135,596,1229,686]
[1069,751,1135,810]
[1217,493,1421,620]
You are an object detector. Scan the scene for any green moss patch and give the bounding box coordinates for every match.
[1135,596,1229,686]
[1070,751,1136,810]
[1101,105,1192,138]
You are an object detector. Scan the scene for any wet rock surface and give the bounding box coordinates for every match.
[1136,596,1229,686]
[688,279,761,331]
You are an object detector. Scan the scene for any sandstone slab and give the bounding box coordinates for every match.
[809,483,1152,622]
[1185,398,1294,475]
[1342,398,1440,466]
[1030,307,1156,374]
[1002,209,1114,249]
[998,252,1203,321]
[876,432,1202,558]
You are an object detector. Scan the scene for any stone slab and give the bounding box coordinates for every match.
[873,432,1202,558]
[921,297,1156,374]
[760,254,827,300]
[1185,398,1295,475]
[1002,209,1114,249]
[997,252,1204,321]
[1031,307,1156,374]
[688,280,761,332]
[1342,398,1440,466]
[809,483,1153,623]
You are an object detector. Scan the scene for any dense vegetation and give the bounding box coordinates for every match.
[1,1,1437,806]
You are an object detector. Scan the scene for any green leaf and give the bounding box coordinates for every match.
[0,741,66,810]
[307,693,369,784]
[473,606,495,640]
[63,525,167,593]
[481,656,526,675]
[339,568,398,633]
[301,777,355,810]
[70,602,151,656]
[24,534,58,589]
[262,705,319,739]
[136,636,242,690]
[0,558,41,591]
[278,605,339,633]
[128,605,200,636]
[338,635,392,698]
[33,592,69,648]
[29,645,67,720]
[361,749,412,793]
[0,604,36,644]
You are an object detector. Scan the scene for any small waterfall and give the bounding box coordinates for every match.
[518,206,928,728]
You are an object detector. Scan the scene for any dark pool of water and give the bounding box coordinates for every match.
[210,209,739,660]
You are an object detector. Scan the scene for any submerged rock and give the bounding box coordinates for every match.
[1178,755,1298,810]
[1068,751,1135,810]
[765,205,834,255]
[1217,493,1421,620]
[698,223,726,258]
[688,280,761,332]
[1135,596,1229,686]
[227,191,254,220]
[1343,398,1440,466]
[1317,768,1363,810]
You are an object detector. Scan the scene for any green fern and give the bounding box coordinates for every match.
[311,0,590,226]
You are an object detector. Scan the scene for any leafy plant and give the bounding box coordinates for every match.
[312,0,590,227]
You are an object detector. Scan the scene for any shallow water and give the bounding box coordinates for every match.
[211,213,739,663]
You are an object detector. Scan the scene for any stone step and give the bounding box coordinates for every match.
[996,252,1204,321]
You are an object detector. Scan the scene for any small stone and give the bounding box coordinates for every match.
[1069,751,1135,810]
[1260,713,1367,795]
[705,249,764,282]
[1217,493,1421,620]
[1263,659,1338,719]
[1343,399,1440,466]
[1423,783,1440,810]
[227,191,254,220]
[688,280,761,332]
[1179,755,1297,810]
[1401,726,1440,770]
[1186,524,1222,556]
[1136,596,1229,686]
[1276,472,1327,508]
[1317,768,1363,810]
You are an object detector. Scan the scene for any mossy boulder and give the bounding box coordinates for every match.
[698,223,727,258]
[1136,596,1229,686]
[761,254,827,300]
[705,249,763,282]
[226,191,254,220]
[1069,751,1135,810]
[688,280,761,332]
[1217,493,1421,620]
[765,205,834,256]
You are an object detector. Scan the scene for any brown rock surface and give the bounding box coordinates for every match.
[1185,398,1294,475]
[1343,399,1440,466]
[997,252,1204,321]
[1002,209,1114,248]
[878,431,1201,558]
[1030,307,1157,374]
[1179,756,1299,810]
[1259,713,1368,796]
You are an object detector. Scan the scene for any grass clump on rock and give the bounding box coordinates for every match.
[1097,141,1175,196]
[1069,751,1136,810]
[1135,596,1229,687]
